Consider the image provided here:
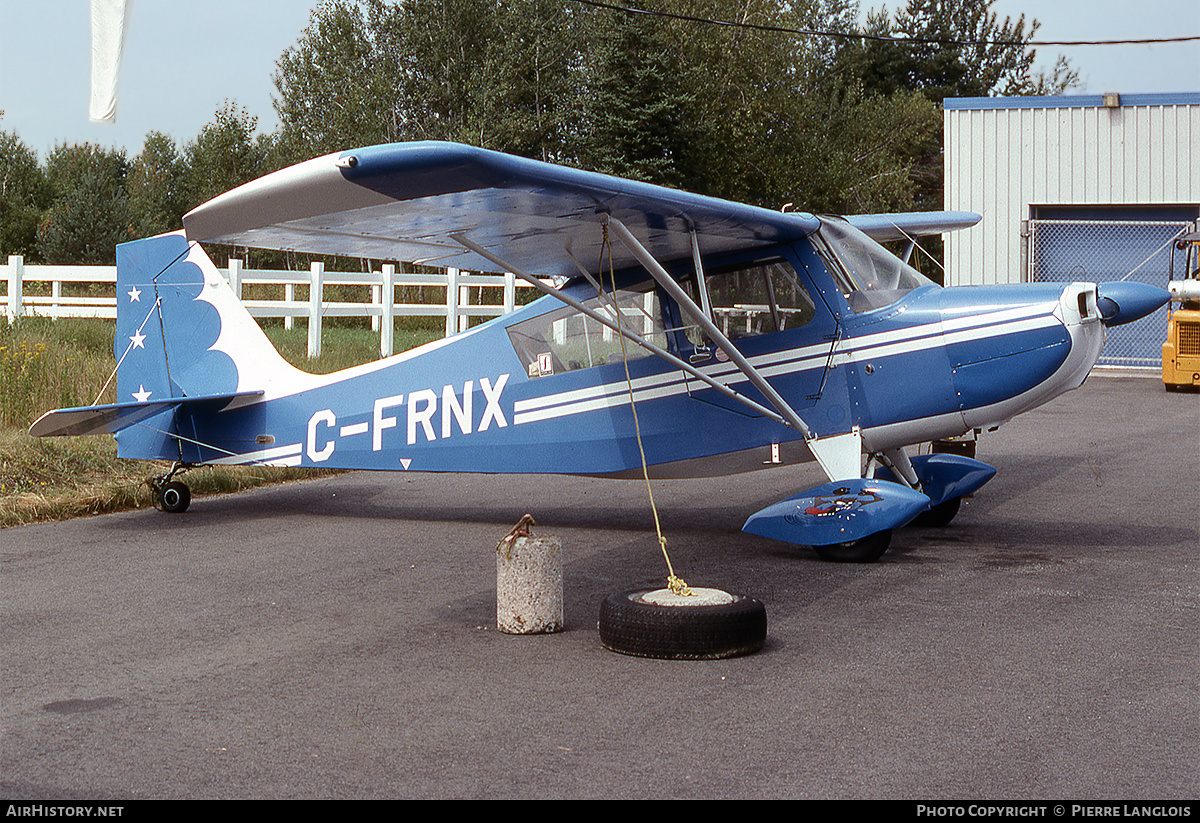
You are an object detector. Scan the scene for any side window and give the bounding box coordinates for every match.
[702,259,817,340]
[507,288,666,378]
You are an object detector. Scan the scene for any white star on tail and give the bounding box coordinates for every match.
[128,286,141,302]
[129,331,146,349]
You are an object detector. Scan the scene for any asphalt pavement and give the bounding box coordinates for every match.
[2,375,1196,799]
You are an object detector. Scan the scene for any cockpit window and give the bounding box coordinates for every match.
[814,217,936,313]
[506,285,665,378]
[707,259,816,338]
[506,255,820,378]
[678,258,816,346]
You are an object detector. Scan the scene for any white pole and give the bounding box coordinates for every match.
[227,258,243,300]
[308,261,324,359]
[380,264,395,358]
[459,281,470,333]
[371,283,381,332]
[445,267,459,337]
[7,256,23,323]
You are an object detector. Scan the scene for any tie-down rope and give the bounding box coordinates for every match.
[600,224,692,597]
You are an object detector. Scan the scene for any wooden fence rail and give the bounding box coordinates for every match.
[4,255,544,358]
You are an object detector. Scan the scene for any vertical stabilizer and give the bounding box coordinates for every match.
[116,231,241,405]
[116,231,310,405]
[113,232,310,460]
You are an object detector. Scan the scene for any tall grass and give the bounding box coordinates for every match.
[0,316,444,428]
[0,318,119,429]
[0,316,444,526]
[261,322,444,374]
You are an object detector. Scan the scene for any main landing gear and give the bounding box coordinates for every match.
[809,488,969,562]
[812,529,893,563]
[147,463,193,513]
[907,496,962,528]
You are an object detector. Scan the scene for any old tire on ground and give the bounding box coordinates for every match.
[812,529,892,562]
[598,587,767,660]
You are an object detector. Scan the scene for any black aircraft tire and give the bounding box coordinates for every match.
[812,529,892,562]
[159,481,191,514]
[907,496,962,528]
[598,588,767,660]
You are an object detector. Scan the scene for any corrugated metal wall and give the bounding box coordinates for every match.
[944,95,1200,287]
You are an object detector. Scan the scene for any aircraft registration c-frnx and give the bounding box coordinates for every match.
[30,142,1170,561]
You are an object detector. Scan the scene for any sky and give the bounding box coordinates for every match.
[0,0,317,159]
[0,0,1197,161]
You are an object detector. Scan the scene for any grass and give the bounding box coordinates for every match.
[0,317,443,528]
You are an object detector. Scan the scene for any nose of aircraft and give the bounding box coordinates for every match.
[1096,281,1171,327]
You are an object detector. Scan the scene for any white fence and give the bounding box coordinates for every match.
[4,255,546,358]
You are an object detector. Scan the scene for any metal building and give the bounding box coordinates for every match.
[943,92,1200,368]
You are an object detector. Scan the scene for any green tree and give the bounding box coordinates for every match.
[267,0,959,220]
[272,0,401,164]
[571,4,697,187]
[0,117,50,260]
[783,85,942,215]
[272,0,581,165]
[181,102,273,210]
[127,131,186,237]
[36,143,131,265]
[566,0,936,214]
[636,0,868,207]
[466,0,580,161]
[856,0,1079,103]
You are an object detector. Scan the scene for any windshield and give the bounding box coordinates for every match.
[815,217,936,312]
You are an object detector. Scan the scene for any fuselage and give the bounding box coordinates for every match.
[144,222,1107,479]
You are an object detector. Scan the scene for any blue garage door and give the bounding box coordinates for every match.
[1029,206,1197,368]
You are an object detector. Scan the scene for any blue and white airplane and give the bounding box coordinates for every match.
[30,142,1169,561]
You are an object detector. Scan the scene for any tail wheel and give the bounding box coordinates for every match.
[812,529,892,562]
[598,588,767,660]
[158,481,191,514]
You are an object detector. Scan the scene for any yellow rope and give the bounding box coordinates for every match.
[601,224,692,598]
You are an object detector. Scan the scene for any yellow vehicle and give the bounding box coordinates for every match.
[1163,229,1200,391]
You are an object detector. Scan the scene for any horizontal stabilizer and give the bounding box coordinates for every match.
[29,391,263,438]
[873,454,997,507]
[742,478,930,546]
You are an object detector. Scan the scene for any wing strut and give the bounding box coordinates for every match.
[689,226,714,319]
[604,216,815,440]
[448,232,789,425]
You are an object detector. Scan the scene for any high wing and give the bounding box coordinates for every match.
[182,141,976,274]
